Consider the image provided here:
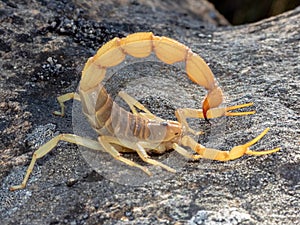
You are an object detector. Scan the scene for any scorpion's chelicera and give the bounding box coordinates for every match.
[10,32,280,191]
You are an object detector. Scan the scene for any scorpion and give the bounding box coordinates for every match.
[10,32,280,191]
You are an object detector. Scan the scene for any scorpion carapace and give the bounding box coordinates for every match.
[10,32,280,191]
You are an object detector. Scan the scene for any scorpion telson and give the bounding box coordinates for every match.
[10,32,280,191]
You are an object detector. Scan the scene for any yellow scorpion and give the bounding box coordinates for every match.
[10,32,280,191]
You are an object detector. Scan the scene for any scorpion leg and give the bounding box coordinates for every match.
[135,143,176,173]
[173,143,202,160]
[118,91,157,120]
[180,128,280,161]
[10,134,102,191]
[53,92,81,116]
[98,136,152,176]
[98,136,176,174]
[175,103,255,135]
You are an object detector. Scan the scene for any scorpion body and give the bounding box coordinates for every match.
[10,32,280,190]
[81,83,181,149]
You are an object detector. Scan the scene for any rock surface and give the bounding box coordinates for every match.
[0,1,299,225]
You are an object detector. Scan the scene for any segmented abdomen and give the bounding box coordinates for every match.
[80,85,150,140]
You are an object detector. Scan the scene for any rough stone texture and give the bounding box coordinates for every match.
[0,1,299,225]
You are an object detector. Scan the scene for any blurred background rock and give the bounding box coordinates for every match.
[208,0,300,24]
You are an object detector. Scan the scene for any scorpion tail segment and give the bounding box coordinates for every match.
[186,52,215,90]
[81,57,106,91]
[202,87,224,121]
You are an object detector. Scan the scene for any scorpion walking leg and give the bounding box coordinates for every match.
[180,128,280,161]
[175,103,255,135]
[118,91,157,120]
[135,143,176,173]
[98,136,152,176]
[98,136,176,174]
[172,143,202,160]
[53,92,81,116]
[10,134,102,191]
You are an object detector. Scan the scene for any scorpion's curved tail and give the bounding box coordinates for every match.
[80,32,223,119]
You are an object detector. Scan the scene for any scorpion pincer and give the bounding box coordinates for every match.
[10,32,280,191]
